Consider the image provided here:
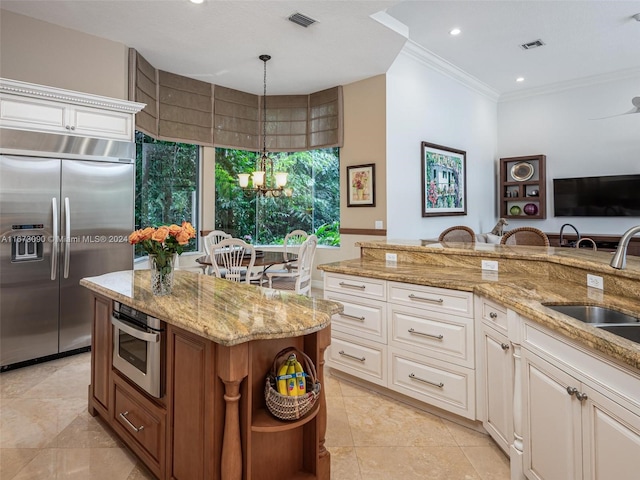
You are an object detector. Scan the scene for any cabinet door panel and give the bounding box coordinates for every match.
[523,350,582,480]
[480,325,512,453]
[582,385,640,480]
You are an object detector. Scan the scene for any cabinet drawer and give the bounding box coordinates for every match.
[325,291,386,343]
[478,297,508,334]
[389,348,475,420]
[324,273,386,300]
[328,335,387,387]
[388,282,473,317]
[113,377,165,465]
[389,304,474,368]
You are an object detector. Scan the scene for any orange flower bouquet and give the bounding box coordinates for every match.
[129,221,196,295]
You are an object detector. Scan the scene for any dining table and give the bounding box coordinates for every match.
[195,250,296,276]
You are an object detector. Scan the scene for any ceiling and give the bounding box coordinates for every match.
[2,1,640,97]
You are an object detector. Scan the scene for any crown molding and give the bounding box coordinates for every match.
[400,40,500,102]
[0,77,145,113]
[498,67,640,103]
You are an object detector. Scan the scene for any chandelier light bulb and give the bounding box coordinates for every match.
[238,173,250,188]
[251,171,265,187]
[275,172,288,188]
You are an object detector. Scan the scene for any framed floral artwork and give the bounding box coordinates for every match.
[421,141,467,217]
[347,163,375,207]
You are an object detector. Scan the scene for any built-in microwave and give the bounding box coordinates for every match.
[111,301,164,398]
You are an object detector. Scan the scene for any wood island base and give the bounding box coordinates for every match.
[87,292,332,480]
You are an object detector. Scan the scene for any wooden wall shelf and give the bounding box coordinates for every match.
[499,155,546,220]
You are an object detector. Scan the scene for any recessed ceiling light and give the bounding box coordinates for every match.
[190,0,204,4]
[516,77,525,82]
[449,28,461,36]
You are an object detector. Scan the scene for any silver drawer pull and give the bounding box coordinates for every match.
[119,411,144,433]
[340,313,366,322]
[408,294,443,304]
[339,281,366,290]
[489,312,498,319]
[409,373,444,388]
[408,328,443,340]
[338,350,366,362]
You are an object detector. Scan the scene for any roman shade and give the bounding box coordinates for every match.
[128,48,343,150]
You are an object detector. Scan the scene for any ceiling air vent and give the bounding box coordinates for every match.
[288,12,317,28]
[520,39,545,50]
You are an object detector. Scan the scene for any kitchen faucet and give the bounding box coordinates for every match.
[610,225,640,269]
[559,223,581,247]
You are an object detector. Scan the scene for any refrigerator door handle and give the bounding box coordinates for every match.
[63,197,70,279]
[51,197,58,280]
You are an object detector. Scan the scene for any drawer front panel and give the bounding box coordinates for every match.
[388,282,473,317]
[114,382,163,462]
[324,273,386,300]
[389,304,473,368]
[389,349,475,419]
[328,335,386,386]
[325,291,386,343]
[478,297,508,334]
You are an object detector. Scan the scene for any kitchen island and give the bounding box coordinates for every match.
[80,269,342,480]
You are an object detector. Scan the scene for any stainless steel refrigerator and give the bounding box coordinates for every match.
[1,130,135,369]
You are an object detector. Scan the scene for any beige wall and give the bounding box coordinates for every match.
[0,10,128,99]
[340,74,387,232]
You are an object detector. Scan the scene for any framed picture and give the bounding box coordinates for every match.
[347,163,376,207]
[421,141,467,217]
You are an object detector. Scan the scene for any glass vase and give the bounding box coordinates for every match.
[149,253,177,296]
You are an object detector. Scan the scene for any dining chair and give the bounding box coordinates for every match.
[438,225,476,243]
[282,229,308,270]
[202,230,232,275]
[500,227,550,247]
[266,235,317,295]
[210,238,255,284]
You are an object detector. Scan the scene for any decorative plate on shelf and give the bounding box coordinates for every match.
[510,162,534,181]
[509,205,522,216]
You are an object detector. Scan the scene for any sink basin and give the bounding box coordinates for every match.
[544,304,640,325]
[594,324,640,343]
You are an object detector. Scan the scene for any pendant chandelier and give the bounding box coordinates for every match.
[238,54,292,197]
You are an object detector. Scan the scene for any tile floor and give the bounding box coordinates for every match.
[0,350,510,479]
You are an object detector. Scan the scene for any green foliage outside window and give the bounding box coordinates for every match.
[215,147,340,246]
[134,132,199,257]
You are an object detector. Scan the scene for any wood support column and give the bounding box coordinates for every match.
[217,343,249,480]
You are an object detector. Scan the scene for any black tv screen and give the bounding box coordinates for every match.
[553,174,640,217]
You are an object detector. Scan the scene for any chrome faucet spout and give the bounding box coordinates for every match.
[559,223,580,247]
[610,225,640,269]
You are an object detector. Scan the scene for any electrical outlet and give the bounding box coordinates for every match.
[385,252,397,263]
[587,274,604,290]
[375,220,383,229]
[481,260,499,271]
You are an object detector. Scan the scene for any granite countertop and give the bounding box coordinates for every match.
[80,270,342,346]
[318,255,640,371]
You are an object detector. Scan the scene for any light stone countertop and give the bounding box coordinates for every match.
[80,270,342,346]
[318,245,640,371]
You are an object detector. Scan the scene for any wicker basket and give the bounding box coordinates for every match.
[264,347,321,421]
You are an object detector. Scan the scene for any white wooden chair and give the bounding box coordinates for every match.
[210,238,255,284]
[266,235,317,295]
[202,230,232,275]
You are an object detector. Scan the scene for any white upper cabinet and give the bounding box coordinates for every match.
[0,78,144,141]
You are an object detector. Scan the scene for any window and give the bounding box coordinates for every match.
[134,132,199,257]
[215,147,340,246]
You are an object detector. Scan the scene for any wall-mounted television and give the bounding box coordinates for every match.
[553,174,640,217]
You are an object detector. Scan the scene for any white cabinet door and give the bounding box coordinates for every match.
[581,385,640,480]
[1,95,66,132]
[478,323,513,454]
[522,349,582,480]
[70,105,132,140]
